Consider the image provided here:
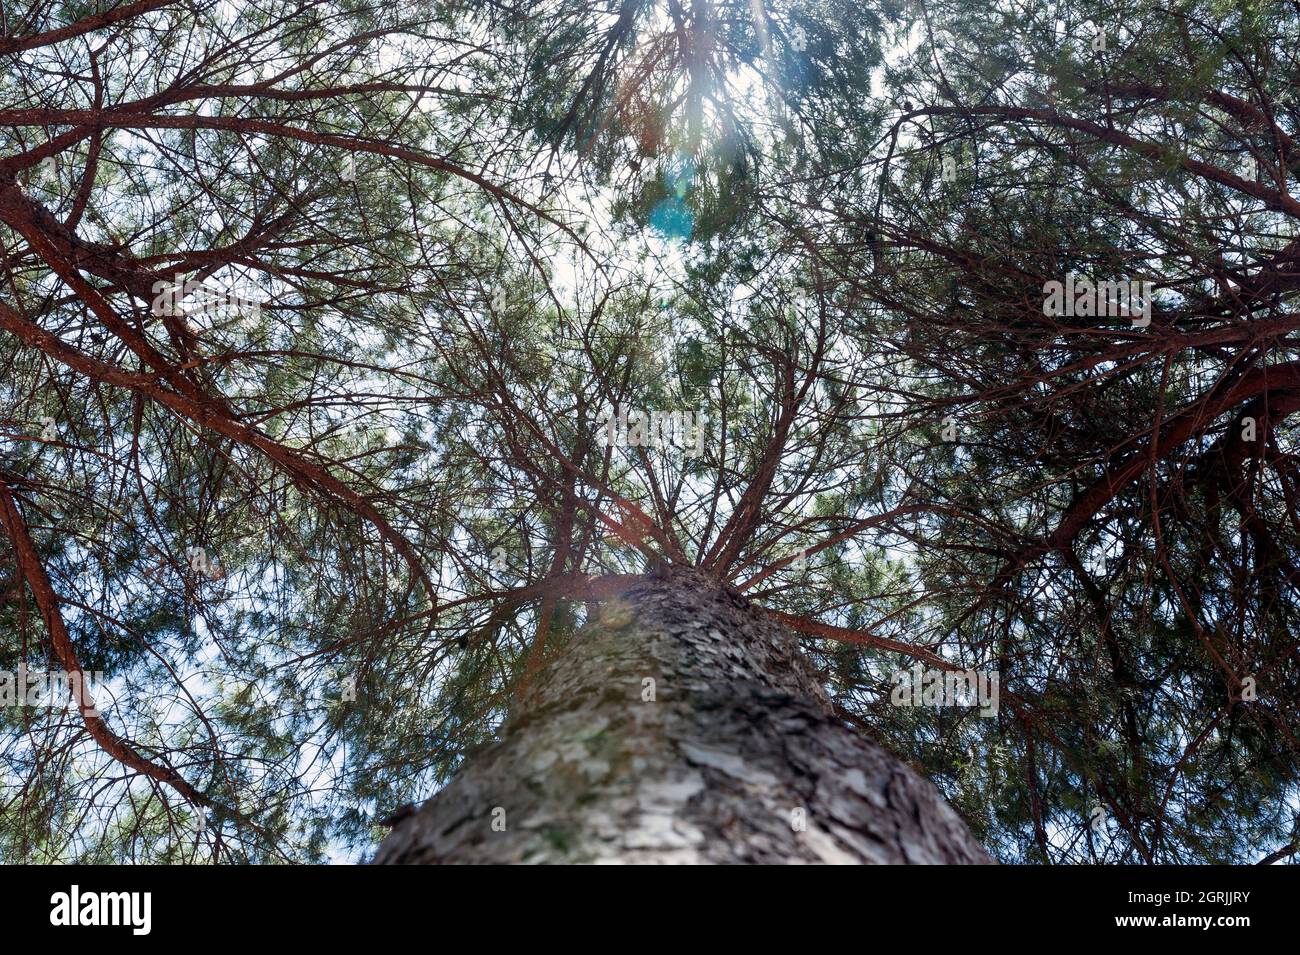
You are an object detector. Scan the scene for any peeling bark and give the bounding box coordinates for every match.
[375,568,992,864]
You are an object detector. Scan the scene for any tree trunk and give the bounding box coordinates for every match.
[374,568,992,864]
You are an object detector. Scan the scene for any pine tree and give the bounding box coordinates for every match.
[1,0,1297,865]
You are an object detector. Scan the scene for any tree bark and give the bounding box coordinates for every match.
[374,568,992,864]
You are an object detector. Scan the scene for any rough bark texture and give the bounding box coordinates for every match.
[374,568,992,864]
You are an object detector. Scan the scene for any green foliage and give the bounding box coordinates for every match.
[1,0,1297,865]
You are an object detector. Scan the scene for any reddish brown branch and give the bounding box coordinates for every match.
[0,475,223,812]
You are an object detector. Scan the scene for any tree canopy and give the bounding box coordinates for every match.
[1,0,1298,864]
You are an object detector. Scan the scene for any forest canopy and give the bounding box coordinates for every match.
[1,0,1298,864]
